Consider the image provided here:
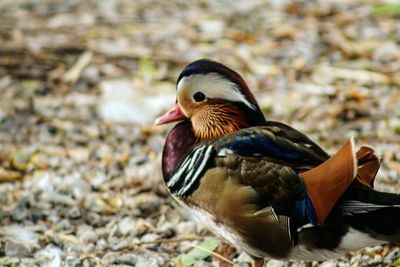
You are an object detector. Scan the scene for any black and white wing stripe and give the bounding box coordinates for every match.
[338,200,400,216]
[167,145,216,197]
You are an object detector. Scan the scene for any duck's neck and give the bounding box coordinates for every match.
[162,107,267,179]
[162,121,196,180]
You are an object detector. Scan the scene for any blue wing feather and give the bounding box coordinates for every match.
[295,195,318,227]
[222,134,304,160]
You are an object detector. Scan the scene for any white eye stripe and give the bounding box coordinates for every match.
[177,73,256,110]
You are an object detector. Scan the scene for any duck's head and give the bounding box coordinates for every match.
[156,59,266,140]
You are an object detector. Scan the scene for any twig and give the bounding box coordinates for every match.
[130,236,204,246]
[314,65,391,85]
[0,76,12,92]
[188,243,234,265]
[62,51,93,84]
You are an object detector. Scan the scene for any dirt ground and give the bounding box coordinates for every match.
[0,0,400,266]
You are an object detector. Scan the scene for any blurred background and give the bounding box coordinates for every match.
[0,0,399,266]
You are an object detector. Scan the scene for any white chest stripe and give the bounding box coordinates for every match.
[177,146,213,196]
[166,151,193,187]
[188,146,204,170]
[168,145,214,196]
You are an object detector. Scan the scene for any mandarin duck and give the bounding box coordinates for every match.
[156,59,400,264]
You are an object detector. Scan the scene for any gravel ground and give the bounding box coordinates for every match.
[0,0,400,266]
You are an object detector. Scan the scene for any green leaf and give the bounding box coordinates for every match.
[139,57,156,78]
[13,149,31,164]
[372,4,400,17]
[0,257,20,267]
[261,105,273,115]
[122,23,140,34]
[178,239,220,265]
[21,80,40,91]
[392,258,400,266]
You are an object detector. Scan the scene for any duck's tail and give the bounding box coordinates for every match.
[335,179,400,244]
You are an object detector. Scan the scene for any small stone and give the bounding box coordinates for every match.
[140,233,159,243]
[81,243,95,254]
[35,245,62,267]
[373,41,400,63]
[176,221,196,235]
[159,227,175,239]
[68,207,81,219]
[266,259,286,267]
[135,256,159,267]
[90,172,108,188]
[117,217,136,236]
[109,236,130,251]
[2,225,38,257]
[135,219,151,237]
[56,219,72,231]
[5,241,31,257]
[235,252,252,263]
[12,150,32,172]
[11,206,28,222]
[198,20,225,40]
[84,212,102,227]
[136,193,162,215]
[78,225,98,243]
[65,256,81,267]
[96,239,108,250]
[115,254,137,266]
[82,259,91,267]
[47,124,58,135]
[318,260,336,267]
[82,66,100,84]
[388,170,398,182]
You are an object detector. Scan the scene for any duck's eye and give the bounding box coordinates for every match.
[193,92,206,102]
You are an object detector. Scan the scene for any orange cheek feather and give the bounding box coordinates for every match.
[192,103,250,140]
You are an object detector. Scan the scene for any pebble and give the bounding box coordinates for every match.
[198,20,225,40]
[319,261,336,267]
[90,172,108,188]
[10,206,28,222]
[140,233,160,243]
[176,221,196,235]
[4,240,32,257]
[56,219,72,231]
[64,256,81,267]
[78,225,98,243]
[117,217,137,236]
[68,206,81,219]
[35,245,62,267]
[266,259,286,267]
[135,256,160,267]
[134,218,151,236]
[136,193,162,215]
[96,238,108,250]
[84,212,103,227]
[114,254,138,266]
[2,225,39,257]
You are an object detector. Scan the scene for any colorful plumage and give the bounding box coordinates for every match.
[156,59,400,263]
